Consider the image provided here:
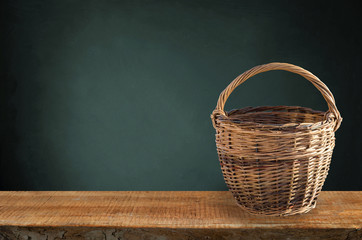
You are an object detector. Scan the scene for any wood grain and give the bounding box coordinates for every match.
[0,191,361,239]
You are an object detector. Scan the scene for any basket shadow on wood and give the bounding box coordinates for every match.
[211,63,342,216]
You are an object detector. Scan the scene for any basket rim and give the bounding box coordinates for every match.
[215,105,336,131]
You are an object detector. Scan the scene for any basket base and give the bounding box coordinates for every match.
[234,200,317,217]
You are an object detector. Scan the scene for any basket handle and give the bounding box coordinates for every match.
[211,62,342,131]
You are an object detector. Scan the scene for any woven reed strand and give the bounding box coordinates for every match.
[211,63,342,216]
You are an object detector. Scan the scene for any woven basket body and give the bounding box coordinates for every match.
[211,63,342,216]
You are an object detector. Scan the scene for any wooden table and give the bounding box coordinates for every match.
[0,191,361,240]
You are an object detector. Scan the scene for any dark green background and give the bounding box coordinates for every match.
[1,0,361,190]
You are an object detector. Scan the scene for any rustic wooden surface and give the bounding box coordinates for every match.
[0,191,361,240]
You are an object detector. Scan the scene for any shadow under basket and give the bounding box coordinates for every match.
[211,63,342,216]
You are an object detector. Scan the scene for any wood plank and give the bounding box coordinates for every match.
[0,191,361,239]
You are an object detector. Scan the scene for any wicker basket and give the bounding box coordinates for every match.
[211,62,342,216]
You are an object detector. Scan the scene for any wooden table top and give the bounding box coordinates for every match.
[0,191,361,229]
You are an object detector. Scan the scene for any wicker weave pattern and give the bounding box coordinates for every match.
[211,63,342,216]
